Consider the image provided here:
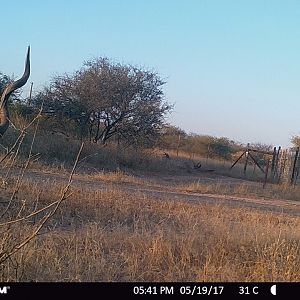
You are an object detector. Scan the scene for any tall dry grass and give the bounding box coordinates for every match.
[1,179,300,282]
[2,111,280,183]
[182,181,300,202]
[163,149,268,181]
[1,114,271,183]
[1,127,189,175]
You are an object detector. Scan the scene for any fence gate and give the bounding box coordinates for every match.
[230,144,300,186]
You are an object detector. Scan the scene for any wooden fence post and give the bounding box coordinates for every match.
[291,147,299,185]
[275,146,281,183]
[176,134,181,157]
[263,159,270,189]
[27,82,33,106]
[243,143,250,175]
[271,146,276,180]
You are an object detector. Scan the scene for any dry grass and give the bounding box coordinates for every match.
[1,179,300,282]
[86,169,142,185]
[0,125,270,185]
[1,117,300,282]
[162,149,267,181]
[0,129,193,175]
[182,180,300,202]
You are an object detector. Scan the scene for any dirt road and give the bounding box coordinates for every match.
[2,167,300,217]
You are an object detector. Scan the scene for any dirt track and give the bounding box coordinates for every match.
[2,167,300,217]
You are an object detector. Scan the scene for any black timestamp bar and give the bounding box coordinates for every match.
[1,282,299,298]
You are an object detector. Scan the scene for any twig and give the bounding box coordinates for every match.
[0,107,42,165]
[0,142,84,264]
[1,105,43,217]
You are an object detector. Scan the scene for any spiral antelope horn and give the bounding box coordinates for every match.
[0,46,30,136]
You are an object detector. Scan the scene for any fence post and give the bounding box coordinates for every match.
[243,143,250,175]
[27,82,33,106]
[271,146,276,180]
[176,134,181,157]
[291,147,299,185]
[275,146,281,183]
[263,159,270,189]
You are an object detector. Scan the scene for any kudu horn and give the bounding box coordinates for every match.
[0,46,30,136]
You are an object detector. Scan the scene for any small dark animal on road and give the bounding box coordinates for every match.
[193,162,201,169]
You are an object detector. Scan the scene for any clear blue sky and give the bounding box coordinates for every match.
[1,0,300,148]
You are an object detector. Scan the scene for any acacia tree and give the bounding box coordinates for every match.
[291,135,300,149]
[34,58,172,146]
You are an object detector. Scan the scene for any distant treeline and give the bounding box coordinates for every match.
[0,58,289,162]
[159,125,276,160]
